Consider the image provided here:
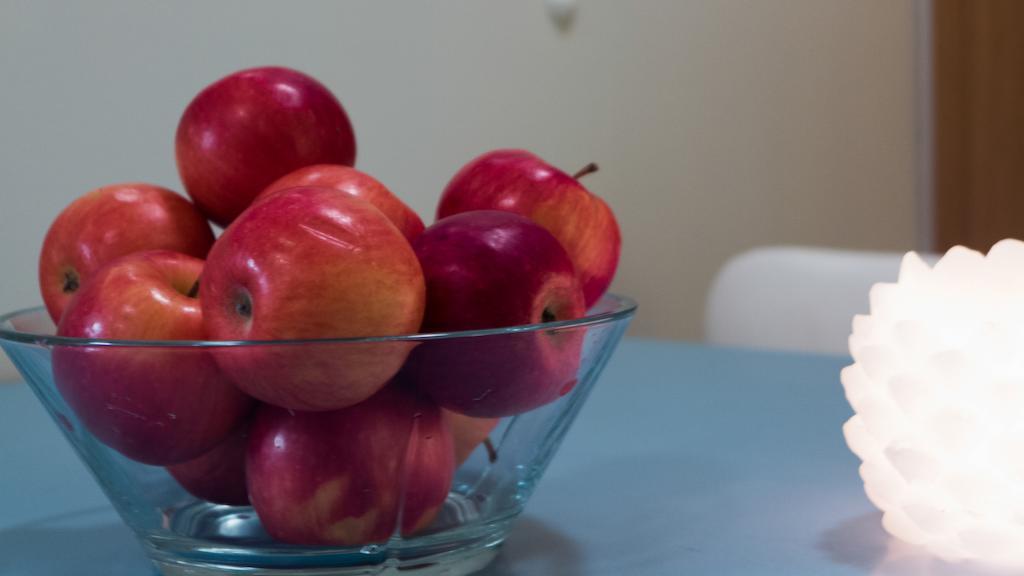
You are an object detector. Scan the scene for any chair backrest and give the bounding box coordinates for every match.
[704,246,937,355]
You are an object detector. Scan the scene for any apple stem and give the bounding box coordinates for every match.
[572,162,599,180]
[62,269,80,294]
[234,291,253,318]
[483,438,498,463]
[187,280,200,299]
[542,307,556,323]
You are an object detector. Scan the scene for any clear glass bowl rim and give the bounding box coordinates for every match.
[0,293,637,348]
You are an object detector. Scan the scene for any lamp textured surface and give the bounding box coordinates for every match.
[843,239,1024,566]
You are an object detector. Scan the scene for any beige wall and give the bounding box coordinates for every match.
[0,0,917,341]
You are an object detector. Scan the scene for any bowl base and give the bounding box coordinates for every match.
[151,538,502,576]
[143,493,510,576]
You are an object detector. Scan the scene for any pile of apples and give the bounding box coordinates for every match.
[38,66,620,546]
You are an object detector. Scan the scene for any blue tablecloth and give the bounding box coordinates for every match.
[0,339,995,575]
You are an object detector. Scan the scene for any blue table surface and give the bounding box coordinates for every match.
[0,339,1000,575]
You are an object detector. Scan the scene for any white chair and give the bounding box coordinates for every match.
[704,246,938,356]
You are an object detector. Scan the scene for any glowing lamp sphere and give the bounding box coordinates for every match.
[843,239,1024,566]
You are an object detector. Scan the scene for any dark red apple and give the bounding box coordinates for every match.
[258,165,424,243]
[438,149,621,307]
[176,66,357,226]
[168,423,250,506]
[38,183,215,323]
[404,210,585,417]
[53,251,253,465]
[247,385,454,546]
[200,187,425,411]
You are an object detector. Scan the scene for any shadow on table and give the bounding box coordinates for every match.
[476,516,583,576]
[818,511,1019,576]
[817,511,889,570]
[477,450,731,575]
[0,507,153,576]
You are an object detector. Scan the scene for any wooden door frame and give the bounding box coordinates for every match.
[915,0,935,252]
[931,0,1024,252]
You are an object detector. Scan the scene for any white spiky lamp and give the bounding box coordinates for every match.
[842,239,1024,567]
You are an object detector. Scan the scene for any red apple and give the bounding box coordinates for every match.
[401,397,457,536]
[200,187,425,411]
[437,149,621,307]
[168,423,250,506]
[176,66,357,226]
[247,385,454,546]
[258,165,424,243]
[443,410,499,467]
[403,210,585,417]
[52,251,253,465]
[38,183,215,323]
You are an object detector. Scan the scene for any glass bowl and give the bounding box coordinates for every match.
[0,293,636,575]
